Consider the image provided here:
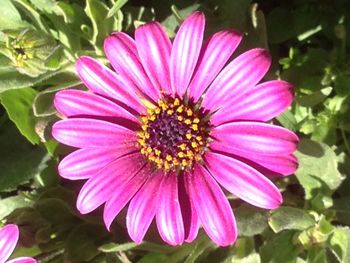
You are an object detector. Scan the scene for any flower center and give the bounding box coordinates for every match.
[137,97,210,171]
[12,43,32,66]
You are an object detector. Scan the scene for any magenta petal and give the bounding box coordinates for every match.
[187,165,237,246]
[0,224,18,263]
[205,152,282,209]
[211,80,294,125]
[76,56,146,115]
[103,164,152,230]
[58,146,137,180]
[248,153,298,176]
[188,30,243,102]
[54,89,139,123]
[170,11,205,96]
[127,170,165,244]
[52,118,136,148]
[202,48,271,111]
[76,153,145,214]
[135,22,172,95]
[104,32,160,102]
[156,173,185,245]
[7,258,37,263]
[211,122,299,156]
[179,173,199,242]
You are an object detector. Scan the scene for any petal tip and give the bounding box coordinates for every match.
[76,55,92,69]
[2,224,19,235]
[190,11,205,19]
[225,29,244,38]
[103,210,114,232]
[76,195,93,215]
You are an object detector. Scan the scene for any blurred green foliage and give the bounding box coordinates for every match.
[0,0,350,262]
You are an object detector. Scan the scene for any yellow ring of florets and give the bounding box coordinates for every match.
[137,97,209,171]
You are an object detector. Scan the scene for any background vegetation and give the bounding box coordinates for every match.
[0,0,350,262]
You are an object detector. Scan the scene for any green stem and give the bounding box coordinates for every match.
[36,249,64,263]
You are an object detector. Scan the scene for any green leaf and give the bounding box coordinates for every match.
[268,207,315,233]
[333,196,350,225]
[99,242,138,253]
[0,63,75,93]
[0,120,46,191]
[0,87,39,144]
[329,227,350,263]
[334,74,350,96]
[165,237,206,263]
[260,231,298,263]
[138,253,168,263]
[184,237,214,263]
[107,0,128,18]
[46,15,81,56]
[224,253,261,263]
[276,109,298,131]
[28,0,59,14]
[0,67,54,92]
[85,0,122,54]
[307,247,327,263]
[32,81,82,117]
[295,139,344,199]
[0,0,30,30]
[35,159,59,187]
[0,195,33,220]
[297,87,332,107]
[161,4,200,35]
[65,223,108,262]
[35,198,76,223]
[11,0,49,32]
[235,204,269,236]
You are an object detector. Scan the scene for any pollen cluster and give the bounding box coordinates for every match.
[137,97,210,171]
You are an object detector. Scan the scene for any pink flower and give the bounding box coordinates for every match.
[52,12,298,246]
[0,224,36,263]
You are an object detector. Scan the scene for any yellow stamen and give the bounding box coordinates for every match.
[187,150,194,158]
[193,118,200,124]
[164,161,171,170]
[179,143,186,150]
[178,152,185,158]
[184,119,191,125]
[177,105,184,113]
